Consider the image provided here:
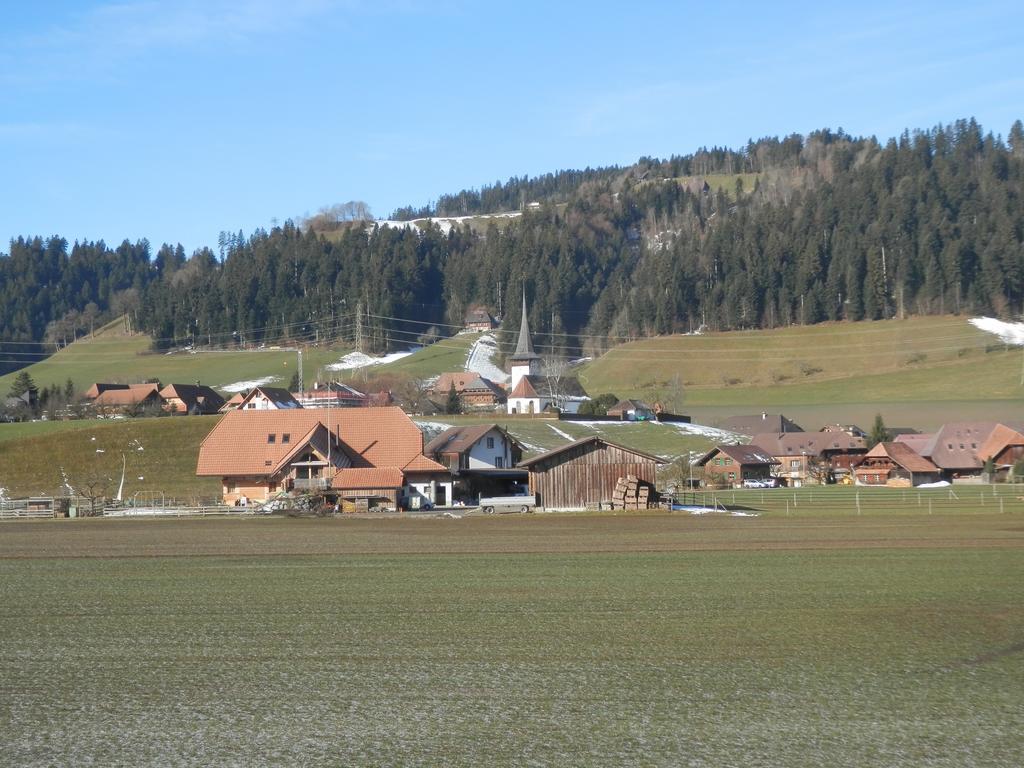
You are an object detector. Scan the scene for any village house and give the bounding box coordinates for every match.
[228,386,302,411]
[89,383,164,414]
[852,442,941,487]
[424,423,526,501]
[606,399,657,421]
[976,423,1024,481]
[694,444,779,488]
[159,383,225,415]
[196,407,450,508]
[750,431,867,486]
[292,381,371,409]
[895,421,1024,482]
[431,372,506,409]
[517,436,665,510]
[463,307,497,332]
[719,412,804,436]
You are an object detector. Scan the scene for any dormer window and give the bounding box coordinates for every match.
[282,434,290,444]
[268,434,276,444]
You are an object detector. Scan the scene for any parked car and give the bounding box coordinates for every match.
[742,478,778,489]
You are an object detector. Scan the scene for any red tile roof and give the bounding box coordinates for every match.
[976,424,1024,462]
[92,383,162,407]
[332,467,404,489]
[858,442,939,474]
[196,407,426,477]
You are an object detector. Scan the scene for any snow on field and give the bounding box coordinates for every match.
[327,350,414,371]
[221,376,279,393]
[464,334,509,383]
[548,424,576,441]
[969,316,1024,346]
[569,419,742,444]
[666,421,744,443]
[684,507,759,517]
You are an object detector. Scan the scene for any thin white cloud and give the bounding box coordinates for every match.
[1,0,345,85]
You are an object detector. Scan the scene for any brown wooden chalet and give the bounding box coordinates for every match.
[852,442,940,487]
[432,372,506,408]
[517,436,665,510]
[463,307,497,331]
[694,445,778,488]
[196,407,449,508]
[750,431,867,485]
[89,383,163,413]
[159,383,225,415]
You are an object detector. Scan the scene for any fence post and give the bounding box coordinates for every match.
[856,492,861,515]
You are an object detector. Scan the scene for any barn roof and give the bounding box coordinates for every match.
[518,435,666,468]
[332,467,404,490]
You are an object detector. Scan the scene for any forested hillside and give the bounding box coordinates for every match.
[2,118,1023,374]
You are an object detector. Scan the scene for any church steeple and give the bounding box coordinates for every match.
[510,290,540,362]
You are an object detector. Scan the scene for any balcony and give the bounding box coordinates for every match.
[292,477,331,491]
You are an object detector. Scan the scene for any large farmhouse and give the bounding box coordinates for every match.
[196,407,449,508]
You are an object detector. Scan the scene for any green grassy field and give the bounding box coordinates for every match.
[579,315,1023,409]
[0,514,1020,766]
[0,416,221,499]
[370,331,479,379]
[0,319,361,397]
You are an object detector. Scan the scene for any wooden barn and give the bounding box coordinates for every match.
[518,436,665,510]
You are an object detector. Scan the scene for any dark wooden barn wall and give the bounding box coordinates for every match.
[528,443,657,509]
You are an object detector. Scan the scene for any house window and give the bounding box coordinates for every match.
[724,458,732,465]
[495,457,504,468]
[487,437,494,449]
[282,434,290,444]
[728,472,735,480]
[715,457,723,466]
[267,434,276,444]
[790,460,800,469]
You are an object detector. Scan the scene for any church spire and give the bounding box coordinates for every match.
[511,289,540,361]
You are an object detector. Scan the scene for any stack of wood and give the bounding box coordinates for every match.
[611,475,652,510]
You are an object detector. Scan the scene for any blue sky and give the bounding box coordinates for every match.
[2,1,1021,254]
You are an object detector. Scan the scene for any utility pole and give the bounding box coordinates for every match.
[297,349,303,393]
[355,300,364,352]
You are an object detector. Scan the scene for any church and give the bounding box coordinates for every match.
[506,293,589,415]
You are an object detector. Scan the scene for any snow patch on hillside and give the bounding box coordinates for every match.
[465,334,509,383]
[327,350,414,371]
[969,316,1024,346]
[221,376,279,393]
[667,422,744,443]
[547,424,576,441]
[372,211,522,236]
